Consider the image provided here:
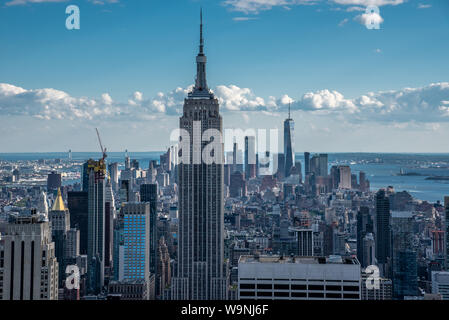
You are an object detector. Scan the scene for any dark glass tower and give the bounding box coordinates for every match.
[68,191,88,254]
[171,11,227,300]
[375,189,391,272]
[86,158,106,295]
[140,184,158,278]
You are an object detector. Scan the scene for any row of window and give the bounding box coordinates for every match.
[240,283,360,291]
[240,291,360,299]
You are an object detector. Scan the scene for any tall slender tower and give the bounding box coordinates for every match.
[172,10,227,300]
[284,103,295,178]
[87,158,106,295]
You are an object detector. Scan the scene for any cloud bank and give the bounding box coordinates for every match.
[1,82,449,124]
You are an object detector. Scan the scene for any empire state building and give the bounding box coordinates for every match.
[171,11,228,300]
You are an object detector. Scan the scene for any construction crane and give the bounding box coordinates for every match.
[95,128,107,161]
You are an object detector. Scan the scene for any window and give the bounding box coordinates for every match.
[274,292,289,297]
[291,284,306,290]
[274,284,289,290]
[240,284,255,290]
[308,285,324,291]
[257,284,272,290]
[343,286,359,292]
[326,285,341,291]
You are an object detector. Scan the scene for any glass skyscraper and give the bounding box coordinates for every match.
[283,104,295,178]
[122,203,150,281]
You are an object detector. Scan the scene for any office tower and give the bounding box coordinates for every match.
[238,255,361,300]
[375,189,391,275]
[108,162,119,192]
[330,165,339,190]
[309,155,319,176]
[120,180,130,203]
[338,166,352,189]
[140,184,158,281]
[357,207,373,268]
[284,104,295,178]
[230,171,247,198]
[66,228,80,259]
[293,228,313,256]
[351,174,358,189]
[431,271,449,300]
[304,152,310,176]
[121,203,150,282]
[361,271,392,300]
[86,158,106,295]
[47,171,62,192]
[445,197,449,269]
[359,171,367,192]
[391,211,418,299]
[318,154,328,177]
[48,188,70,286]
[0,215,59,300]
[172,11,227,300]
[67,191,88,254]
[244,136,256,180]
[104,180,115,273]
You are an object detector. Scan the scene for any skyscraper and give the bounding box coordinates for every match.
[244,136,256,180]
[0,215,59,300]
[284,104,295,178]
[391,211,418,299]
[67,191,88,254]
[445,197,449,269]
[86,158,106,295]
[171,11,227,300]
[47,171,62,193]
[376,189,391,276]
[48,188,70,286]
[357,206,373,268]
[304,152,310,176]
[122,203,150,282]
[140,184,158,281]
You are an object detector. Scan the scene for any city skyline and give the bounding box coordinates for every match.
[1,0,449,152]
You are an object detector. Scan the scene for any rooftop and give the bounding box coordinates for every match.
[239,255,359,265]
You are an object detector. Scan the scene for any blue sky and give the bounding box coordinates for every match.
[0,0,449,152]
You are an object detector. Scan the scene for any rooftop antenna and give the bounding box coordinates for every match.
[288,102,291,119]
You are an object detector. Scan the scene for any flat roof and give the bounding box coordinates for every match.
[239,255,358,265]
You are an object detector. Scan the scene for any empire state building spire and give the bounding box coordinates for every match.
[191,8,211,97]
